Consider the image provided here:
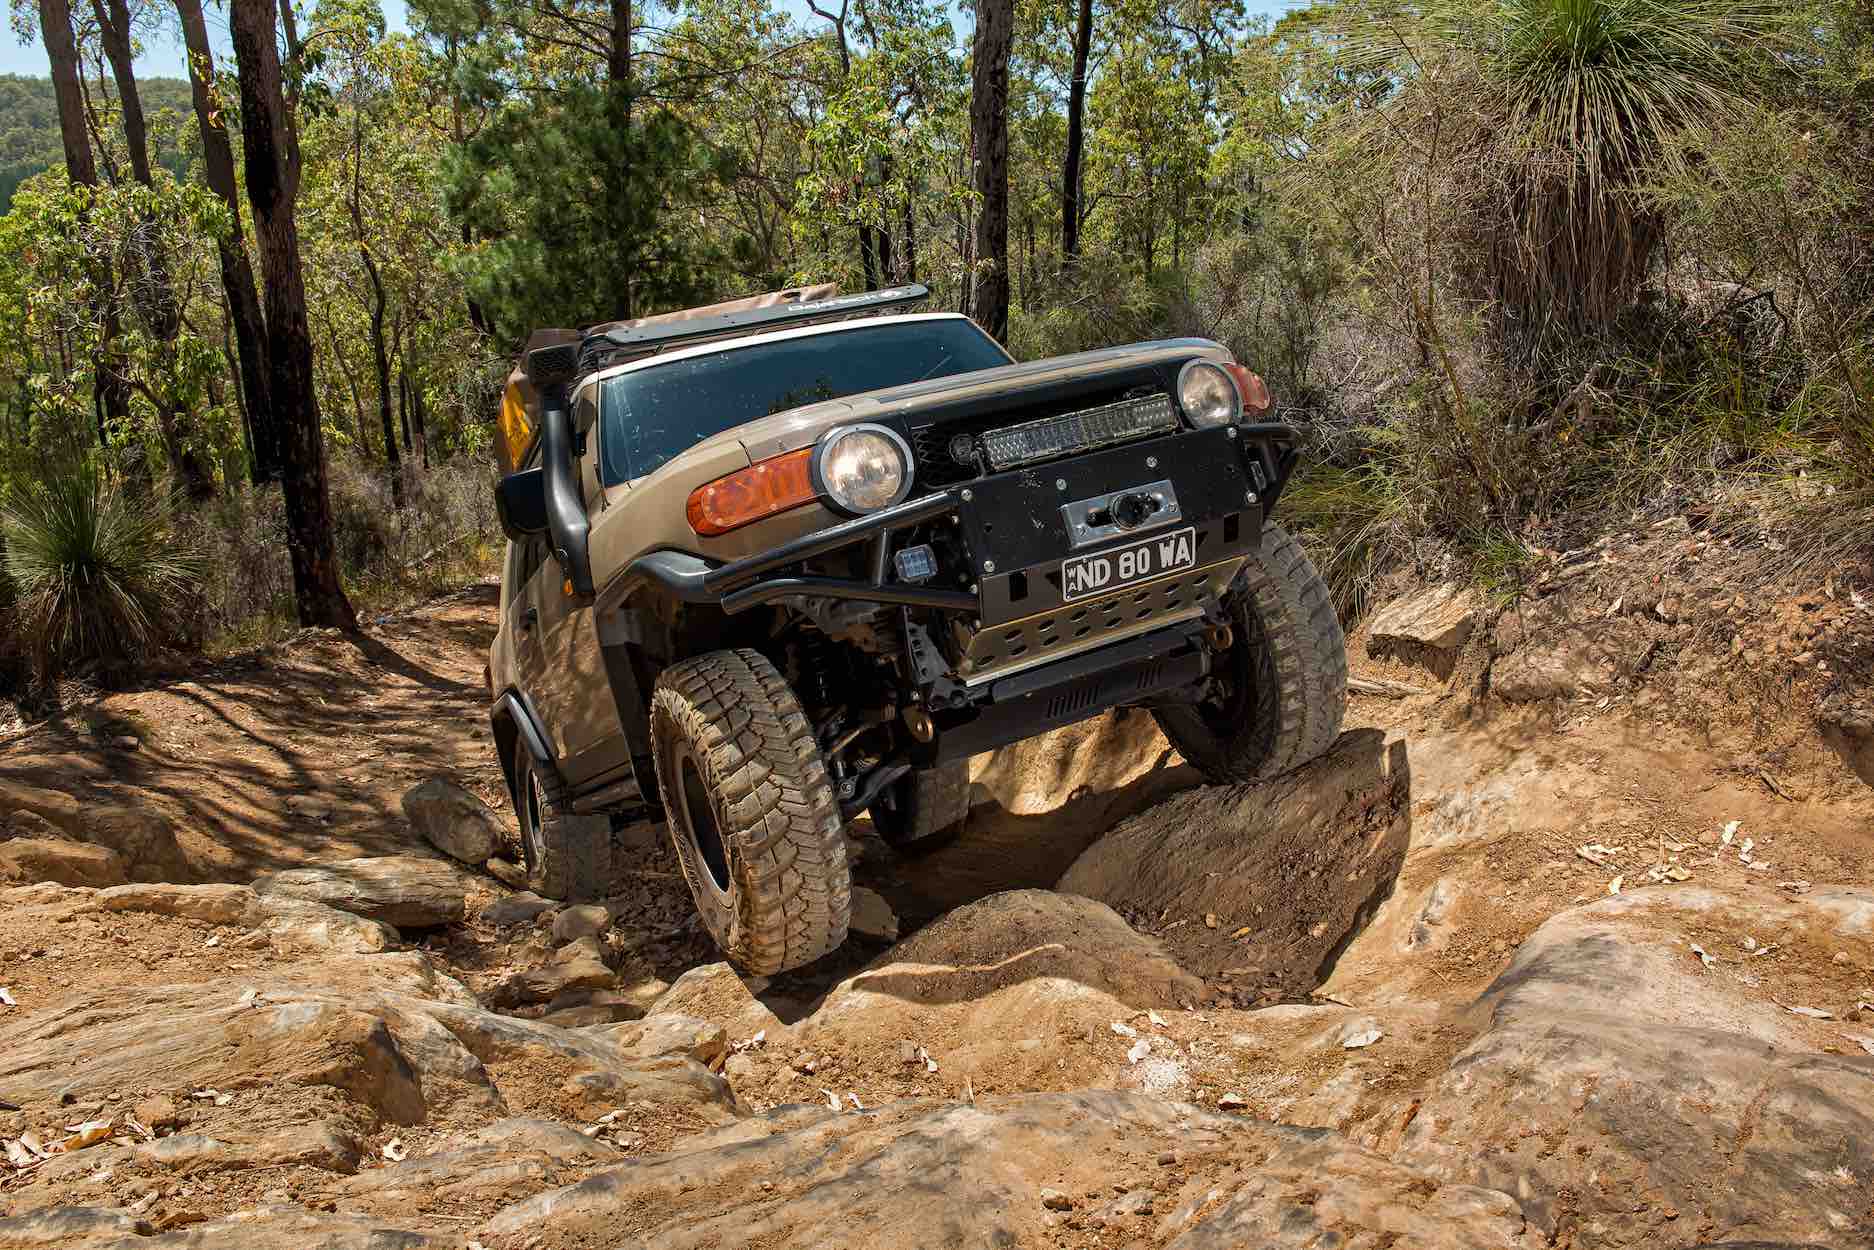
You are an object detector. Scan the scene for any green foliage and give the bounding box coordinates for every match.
[0,463,203,679]
[449,86,727,330]
[1323,0,1797,347]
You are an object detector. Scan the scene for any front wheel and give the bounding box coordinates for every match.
[1153,523,1347,784]
[512,747,613,901]
[650,648,851,974]
[869,762,970,847]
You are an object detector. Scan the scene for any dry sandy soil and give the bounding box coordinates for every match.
[2,516,1872,1248]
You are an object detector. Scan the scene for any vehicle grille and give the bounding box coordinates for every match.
[957,558,1244,685]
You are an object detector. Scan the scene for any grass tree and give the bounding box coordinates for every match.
[0,465,202,685]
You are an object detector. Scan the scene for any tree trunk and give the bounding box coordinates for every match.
[176,0,279,483]
[410,377,430,469]
[38,0,134,448]
[93,0,217,502]
[229,0,357,630]
[858,219,879,291]
[349,98,403,507]
[901,187,918,283]
[969,0,1014,343]
[1061,0,1092,261]
[39,0,94,185]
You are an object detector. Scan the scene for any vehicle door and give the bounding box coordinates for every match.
[503,530,554,741]
[529,380,626,784]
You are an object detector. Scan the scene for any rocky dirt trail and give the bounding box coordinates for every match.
[3,518,1873,1249]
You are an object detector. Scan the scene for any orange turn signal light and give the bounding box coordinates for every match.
[1223,363,1273,415]
[687,447,817,536]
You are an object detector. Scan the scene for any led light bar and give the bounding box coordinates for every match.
[980,394,1176,471]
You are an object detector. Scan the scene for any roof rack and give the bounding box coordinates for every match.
[578,284,931,374]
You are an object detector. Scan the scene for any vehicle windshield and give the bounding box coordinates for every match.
[598,318,1009,484]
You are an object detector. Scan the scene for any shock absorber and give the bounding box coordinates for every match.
[799,630,838,714]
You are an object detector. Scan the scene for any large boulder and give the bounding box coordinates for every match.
[1397,884,1874,1247]
[791,890,1206,1098]
[0,781,190,881]
[253,855,469,928]
[474,1090,1538,1249]
[0,838,127,887]
[1366,583,1484,676]
[400,777,504,865]
[1058,729,1411,993]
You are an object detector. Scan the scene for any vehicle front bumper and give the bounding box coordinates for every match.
[616,421,1298,623]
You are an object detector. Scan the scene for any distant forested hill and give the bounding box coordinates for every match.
[0,74,195,210]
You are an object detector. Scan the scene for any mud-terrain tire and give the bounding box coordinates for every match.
[650,648,851,974]
[869,762,971,847]
[1153,522,1347,784]
[512,748,613,901]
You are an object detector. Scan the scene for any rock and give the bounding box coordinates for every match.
[253,856,468,928]
[82,883,397,955]
[90,1204,454,1248]
[0,1207,151,1247]
[1403,877,1457,951]
[485,857,529,889]
[1397,885,1874,1246]
[136,1134,244,1171]
[475,1090,1536,1249]
[849,886,899,941]
[89,882,254,924]
[588,1013,728,1070]
[256,1121,365,1174]
[538,979,666,1028]
[336,1117,619,1201]
[1366,583,1483,675]
[649,963,784,1042]
[499,934,616,1005]
[0,839,128,888]
[1039,1187,1073,1211]
[284,793,333,820]
[1,985,431,1125]
[0,781,189,882]
[485,891,556,927]
[551,903,610,943]
[407,998,738,1123]
[1058,730,1411,989]
[802,891,1204,1089]
[133,1095,184,1133]
[400,777,503,865]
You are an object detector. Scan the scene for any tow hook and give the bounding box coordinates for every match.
[903,706,936,743]
[1205,622,1235,653]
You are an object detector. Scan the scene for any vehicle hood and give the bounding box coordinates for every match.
[665,337,1230,472]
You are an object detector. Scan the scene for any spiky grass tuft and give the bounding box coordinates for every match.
[0,465,203,681]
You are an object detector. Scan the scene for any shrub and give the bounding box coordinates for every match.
[0,464,203,681]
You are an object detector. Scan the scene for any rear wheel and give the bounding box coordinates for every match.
[512,747,613,901]
[650,648,851,974]
[1153,523,1347,784]
[869,762,971,846]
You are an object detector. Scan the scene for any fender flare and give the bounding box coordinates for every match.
[492,690,564,812]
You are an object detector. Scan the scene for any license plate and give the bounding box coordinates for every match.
[1060,526,1197,601]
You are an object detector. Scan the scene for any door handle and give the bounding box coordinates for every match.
[519,606,538,634]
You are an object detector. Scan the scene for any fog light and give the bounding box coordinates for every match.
[893,544,939,583]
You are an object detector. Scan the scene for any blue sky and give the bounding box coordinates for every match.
[3,0,1299,78]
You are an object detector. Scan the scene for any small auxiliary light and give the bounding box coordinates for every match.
[893,544,939,583]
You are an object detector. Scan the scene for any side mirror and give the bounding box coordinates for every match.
[495,468,548,543]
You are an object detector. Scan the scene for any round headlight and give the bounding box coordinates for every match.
[1178,360,1241,428]
[813,424,913,514]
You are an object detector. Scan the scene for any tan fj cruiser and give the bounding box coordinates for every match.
[488,284,1348,974]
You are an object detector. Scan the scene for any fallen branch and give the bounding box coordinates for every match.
[1349,676,1431,698]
